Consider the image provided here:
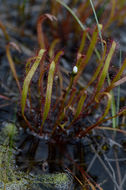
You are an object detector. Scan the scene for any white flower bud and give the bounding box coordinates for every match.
[73,66,78,74]
[98,24,103,30]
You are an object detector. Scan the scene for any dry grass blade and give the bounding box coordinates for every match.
[113,75,126,87]
[6,42,21,94]
[96,126,126,135]
[0,20,10,41]
[0,94,10,101]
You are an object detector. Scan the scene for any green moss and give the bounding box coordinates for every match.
[41,172,71,184]
[35,172,73,190]
[0,132,73,190]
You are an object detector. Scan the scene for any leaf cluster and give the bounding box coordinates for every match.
[16,14,126,138]
[3,2,126,139]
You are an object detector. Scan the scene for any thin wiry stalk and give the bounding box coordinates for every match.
[91,144,120,190]
[120,173,126,190]
[56,0,101,60]
[89,0,104,51]
[116,50,122,126]
[87,140,105,172]
[107,75,117,129]
[77,105,126,138]
[114,150,123,190]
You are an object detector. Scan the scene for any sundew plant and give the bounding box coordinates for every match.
[2,1,126,190]
[6,2,126,139]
